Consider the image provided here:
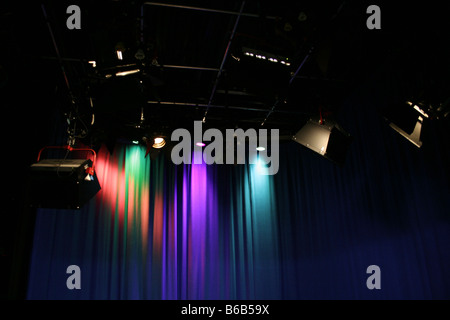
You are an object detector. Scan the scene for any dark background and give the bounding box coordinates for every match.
[1,0,450,299]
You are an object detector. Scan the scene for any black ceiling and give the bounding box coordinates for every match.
[1,0,450,150]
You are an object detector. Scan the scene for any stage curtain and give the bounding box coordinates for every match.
[26,102,450,300]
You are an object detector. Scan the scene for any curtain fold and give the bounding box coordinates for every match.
[26,107,450,299]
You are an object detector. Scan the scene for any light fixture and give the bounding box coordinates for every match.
[389,119,423,148]
[292,117,352,166]
[29,145,101,209]
[256,146,266,151]
[383,100,430,148]
[409,101,429,118]
[115,42,126,61]
[196,142,206,147]
[242,47,289,66]
[143,135,167,157]
[152,137,166,149]
[116,69,140,77]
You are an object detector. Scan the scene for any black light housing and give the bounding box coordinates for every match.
[28,146,101,210]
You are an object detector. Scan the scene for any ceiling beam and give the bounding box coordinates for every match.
[162,65,221,72]
[143,1,277,19]
[203,1,246,123]
[260,47,314,126]
[147,101,310,115]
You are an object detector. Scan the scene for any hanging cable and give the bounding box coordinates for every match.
[42,4,95,147]
[42,4,81,146]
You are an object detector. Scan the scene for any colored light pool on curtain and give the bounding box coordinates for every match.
[26,145,283,299]
[26,132,450,299]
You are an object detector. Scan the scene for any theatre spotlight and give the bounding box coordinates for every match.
[292,117,352,166]
[241,47,291,67]
[28,145,101,209]
[152,137,166,149]
[115,42,126,60]
[115,69,140,77]
[383,100,430,148]
[143,134,167,158]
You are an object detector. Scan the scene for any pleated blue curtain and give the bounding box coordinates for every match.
[26,99,450,299]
